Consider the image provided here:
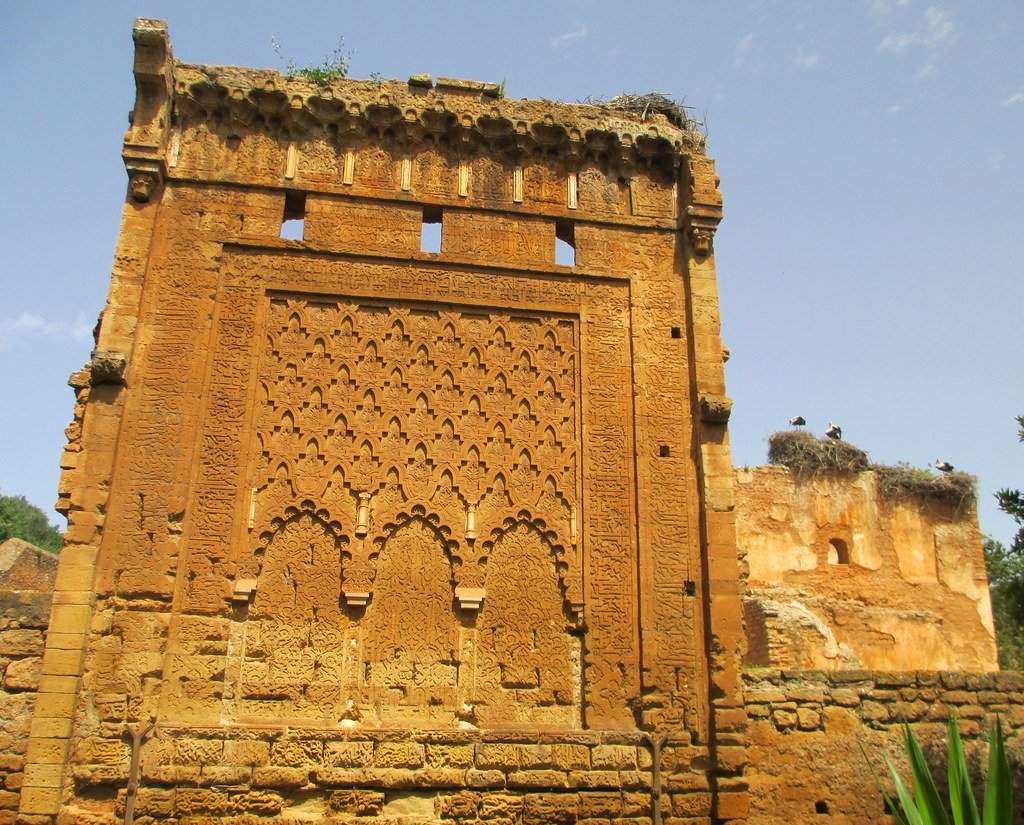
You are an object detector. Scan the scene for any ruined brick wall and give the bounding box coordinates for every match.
[22,19,749,825]
[0,539,58,822]
[743,669,1024,824]
[735,466,997,672]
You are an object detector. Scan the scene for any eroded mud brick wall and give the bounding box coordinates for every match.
[22,18,750,824]
[735,467,998,672]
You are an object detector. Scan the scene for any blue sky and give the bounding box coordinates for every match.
[1,1,1021,545]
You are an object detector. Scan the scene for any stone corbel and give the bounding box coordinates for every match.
[455,586,485,611]
[125,159,163,204]
[123,19,174,180]
[343,590,371,608]
[699,393,733,425]
[684,164,723,259]
[231,578,257,604]
[687,223,716,258]
[89,350,128,386]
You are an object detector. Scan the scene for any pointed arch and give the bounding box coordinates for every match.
[363,512,460,692]
[474,518,580,726]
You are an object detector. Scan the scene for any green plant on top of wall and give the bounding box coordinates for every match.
[272,36,351,86]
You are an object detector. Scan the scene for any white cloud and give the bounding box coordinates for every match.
[869,0,911,15]
[733,33,757,70]
[0,312,92,352]
[877,6,956,76]
[795,52,820,69]
[887,103,903,113]
[1002,90,1024,107]
[878,6,954,52]
[550,23,588,50]
[987,151,1005,171]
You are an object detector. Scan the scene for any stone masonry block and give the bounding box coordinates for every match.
[591,745,637,770]
[374,742,425,769]
[507,770,568,789]
[466,769,506,789]
[523,792,578,825]
[224,740,270,767]
[18,786,61,815]
[578,791,624,817]
[225,789,285,816]
[0,631,44,657]
[25,739,68,766]
[426,744,474,768]
[252,766,308,789]
[172,738,223,766]
[270,739,322,767]
[328,790,384,815]
[552,744,590,770]
[479,792,523,819]
[3,658,40,691]
[439,791,480,819]
[324,741,373,767]
[476,744,519,771]
[515,744,555,769]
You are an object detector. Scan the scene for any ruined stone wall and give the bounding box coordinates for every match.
[735,466,997,672]
[0,540,58,823]
[743,669,1024,824]
[22,19,749,825]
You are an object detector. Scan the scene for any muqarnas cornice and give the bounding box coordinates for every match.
[171,64,705,174]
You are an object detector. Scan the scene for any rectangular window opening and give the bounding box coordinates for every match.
[421,206,443,253]
[555,219,576,267]
[671,327,682,339]
[280,191,306,240]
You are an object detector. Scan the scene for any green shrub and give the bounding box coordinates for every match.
[868,718,1014,825]
[0,493,62,553]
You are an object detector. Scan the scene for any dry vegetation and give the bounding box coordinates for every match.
[581,92,702,133]
[767,431,976,512]
[767,430,870,475]
[874,462,976,512]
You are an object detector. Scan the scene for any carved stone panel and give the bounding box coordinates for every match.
[161,253,646,730]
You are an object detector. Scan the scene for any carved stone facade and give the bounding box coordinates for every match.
[20,18,750,825]
[19,18,1024,825]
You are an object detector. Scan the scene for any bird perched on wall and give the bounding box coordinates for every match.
[825,422,842,440]
[934,460,954,473]
[789,416,806,427]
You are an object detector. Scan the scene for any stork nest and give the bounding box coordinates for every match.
[767,431,869,476]
[767,431,976,513]
[582,92,698,131]
[872,462,976,513]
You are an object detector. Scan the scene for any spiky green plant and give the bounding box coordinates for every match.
[866,718,1014,825]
